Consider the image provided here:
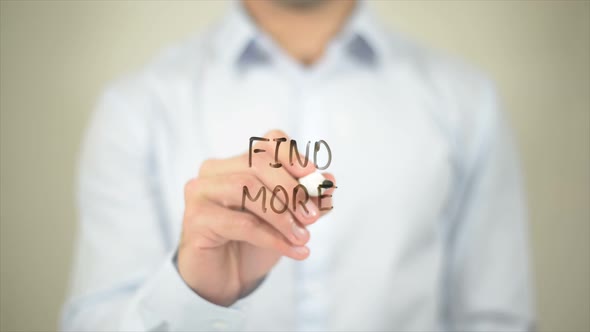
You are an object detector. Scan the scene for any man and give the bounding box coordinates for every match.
[62,0,534,330]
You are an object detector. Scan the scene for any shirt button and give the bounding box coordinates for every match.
[211,320,228,330]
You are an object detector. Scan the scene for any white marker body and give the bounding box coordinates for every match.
[298,171,327,197]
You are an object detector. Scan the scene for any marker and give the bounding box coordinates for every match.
[298,172,333,197]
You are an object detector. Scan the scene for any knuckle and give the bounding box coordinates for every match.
[235,173,257,190]
[182,202,207,227]
[235,215,257,233]
[184,178,200,196]
[283,215,296,230]
[269,235,285,251]
[182,211,198,232]
[198,159,217,176]
[265,129,287,139]
[183,208,197,222]
[248,158,259,172]
[250,153,269,172]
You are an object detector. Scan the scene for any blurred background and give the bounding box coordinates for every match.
[1,1,588,331]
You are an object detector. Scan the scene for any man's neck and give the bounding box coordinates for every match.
[243,0,356,66]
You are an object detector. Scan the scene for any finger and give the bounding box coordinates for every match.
[198,156,245,177]
[253,130,322,224]
[184,175,310,246]
[191,201,310,261]
[248,151,320,225]
[253,129,317,179]
[199,129,324,182]
[198,154,320,225]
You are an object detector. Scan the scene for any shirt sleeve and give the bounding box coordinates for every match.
[60,81,246,331]
[442,79,535,331]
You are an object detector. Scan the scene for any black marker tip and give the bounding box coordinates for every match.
[319,179,334,189]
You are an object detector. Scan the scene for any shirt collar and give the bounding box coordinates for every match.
[213,0,387,68]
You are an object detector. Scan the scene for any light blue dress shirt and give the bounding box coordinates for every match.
[62,2,534,331]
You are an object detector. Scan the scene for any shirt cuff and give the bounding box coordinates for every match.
[137,251,246,331]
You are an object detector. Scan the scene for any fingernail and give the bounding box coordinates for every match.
[291,221,307,241]
[292,246,309,256]
[302,200,319,220]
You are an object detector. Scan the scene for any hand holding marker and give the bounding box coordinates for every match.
[178,130,336,307]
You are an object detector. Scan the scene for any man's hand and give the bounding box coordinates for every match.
[177,130,336,307]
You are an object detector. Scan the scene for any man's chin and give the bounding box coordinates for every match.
[272,0,329,10]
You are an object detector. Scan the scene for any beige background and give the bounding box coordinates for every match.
[1,0,589,331]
